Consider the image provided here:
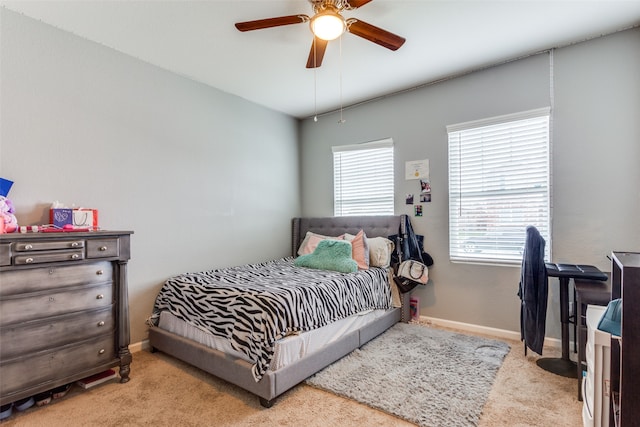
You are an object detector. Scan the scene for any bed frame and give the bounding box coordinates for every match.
[148,215,410,407]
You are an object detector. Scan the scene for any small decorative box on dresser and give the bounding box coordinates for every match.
[0,231,133,406]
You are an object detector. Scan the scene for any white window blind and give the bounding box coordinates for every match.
[447,108,551,264]
[333,138,394,216]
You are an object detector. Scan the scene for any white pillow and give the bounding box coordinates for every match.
[366,237,395,268]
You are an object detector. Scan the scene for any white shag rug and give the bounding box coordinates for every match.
[305,322,510,427]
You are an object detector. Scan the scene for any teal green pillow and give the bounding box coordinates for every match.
[294,240,358,273]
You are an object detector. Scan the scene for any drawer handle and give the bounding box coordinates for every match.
[96,270,104,275]
[99,246,108,252]
[25,244,33,250]
[98,349,105,355]
[97,321,105,327]
[25,257,34,264]
[71,242,79,247]
[71,254,80,260]
[96,294,104,300]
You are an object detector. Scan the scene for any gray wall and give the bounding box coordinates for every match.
[0,9,300,344]
[299,28,640,340]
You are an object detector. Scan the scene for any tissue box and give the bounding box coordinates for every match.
[50,208,73,227]
[50,208,99,228]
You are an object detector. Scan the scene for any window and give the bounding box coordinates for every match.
[333,138,394,216]
[447,108,551,265]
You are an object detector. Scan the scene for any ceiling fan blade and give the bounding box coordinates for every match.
[306,37,329,69]
[235,15,308,32]
[345,0,373,8]
[347,19,406,51]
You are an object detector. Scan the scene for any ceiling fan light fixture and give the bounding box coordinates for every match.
[235,0,406,68]
[310,10,346,41]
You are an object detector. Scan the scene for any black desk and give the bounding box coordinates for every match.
[538,264,608,378]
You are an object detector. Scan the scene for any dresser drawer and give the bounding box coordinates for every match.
[14,240,85,252]
[87,239,119,258]
[0,306,114,360]
[0,283,113,325]
[0,261,112,297]
[0,334,116,398]
[14,249,85,265]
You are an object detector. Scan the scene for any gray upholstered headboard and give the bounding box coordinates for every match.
[291,215,404,257]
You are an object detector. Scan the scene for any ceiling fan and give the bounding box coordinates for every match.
[234,0,406,69]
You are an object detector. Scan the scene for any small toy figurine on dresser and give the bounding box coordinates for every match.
[0,195,18,234]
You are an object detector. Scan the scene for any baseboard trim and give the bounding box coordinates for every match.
[129,339,151,353]
[421,315,563,349]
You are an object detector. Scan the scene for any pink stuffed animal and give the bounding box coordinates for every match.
[0,196,18,233]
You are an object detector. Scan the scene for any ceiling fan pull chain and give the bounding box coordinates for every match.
[314,38,318,122]
[338,35,346,124]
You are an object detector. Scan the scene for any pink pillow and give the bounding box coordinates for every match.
[345,230,370,270]
[297,232,344,256]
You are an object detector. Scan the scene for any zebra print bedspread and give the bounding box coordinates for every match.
[150,257,392,381]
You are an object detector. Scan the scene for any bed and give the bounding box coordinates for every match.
[147,215,410,407]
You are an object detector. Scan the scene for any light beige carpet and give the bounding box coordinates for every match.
[1,325,582,427]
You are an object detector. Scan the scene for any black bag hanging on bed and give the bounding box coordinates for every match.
[393,270,428,293]
[389,216,433,293]
[389,216,433,268]
[393,276,419,293]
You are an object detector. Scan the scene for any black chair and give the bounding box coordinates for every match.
[518,226,548,356]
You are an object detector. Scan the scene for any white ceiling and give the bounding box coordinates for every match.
[3,0,640,119]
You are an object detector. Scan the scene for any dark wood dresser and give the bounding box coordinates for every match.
[0,231,133,405]
[610,252,640,426]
